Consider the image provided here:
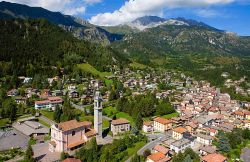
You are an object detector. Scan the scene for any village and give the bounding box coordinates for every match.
[0,66,250,162]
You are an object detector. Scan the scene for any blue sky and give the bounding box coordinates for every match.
[3,0,250,35]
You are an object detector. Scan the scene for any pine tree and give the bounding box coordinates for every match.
[135,112,143,130]
[54,105,62,123]
[24,145,35,162]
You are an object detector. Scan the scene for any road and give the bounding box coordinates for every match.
[125,133,165,162]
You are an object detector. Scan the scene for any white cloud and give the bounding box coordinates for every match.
[90,0,235,26]
[3,0,102,15]
[64,6,86,15]
[196,9,220,17]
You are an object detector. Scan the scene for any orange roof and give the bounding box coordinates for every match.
[63,158,81,162]
[153,145,169,155]
[35,100,50,104]
[111,118,129,125]
[58,120,92,132]
[202,153,227,162]
[67,140,86,149]
[234,111,244,116]
[147,152,166,162]
[154,117,172,125]
[173,127,187,134]
[49,141,56,147]
[85,129,97,138]
[143,121,153,126]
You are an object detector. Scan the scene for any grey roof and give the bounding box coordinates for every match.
[199,145,217,154]
[171,139,192,147]
[0,130,29,151]
[196,133,213,140]
[13,121,49,136]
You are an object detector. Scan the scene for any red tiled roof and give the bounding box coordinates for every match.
[111,118,129,125]
[202,153,227,162]
[67,140,86,149]
[173,127,187,134]
[147,152,166,162]
[58,120,91,132]
[153,145,169,155]
[154,117,172,125]
[63,158,81,162]
[143,121,153,126]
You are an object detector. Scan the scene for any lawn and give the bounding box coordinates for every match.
[79,115,94,123]
[123,141,146,161]
[129,62,147,69]
[38,118,51,128]
[103,106,118,117]
[40,110,54,121]
[162,112,179,119]
[104,79,113,86]
[0,118,10,127]
[116,112,134,124]
[77,63,112,78]
[103,119,110,129]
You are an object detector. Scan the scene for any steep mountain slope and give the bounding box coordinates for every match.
[0,1,81,27]
[0,19,128,77]
[0,1,123,45]
[112,18,250,64]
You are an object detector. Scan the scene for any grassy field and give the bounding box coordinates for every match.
[40,110,54,121]
[103,106,134,123]
[103,106,118,117]
[0,118,10,127]
[38,118,50,128]
[103,119,110,129]
[77,63,112,78]
[116,112,134,123]
[162,112,179,119]
[123,141,146,161]
[104,79,113,86]
[129,62,147,69]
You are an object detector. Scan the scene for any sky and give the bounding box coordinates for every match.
[2,0,250,35]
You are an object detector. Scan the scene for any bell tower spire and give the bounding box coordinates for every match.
[94,82,102,138]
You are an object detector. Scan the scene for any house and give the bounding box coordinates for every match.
[111,118,130,135]
[146,152,170,162]
[7,89,18,97]
[13,120,49,137]
[69,91,79,98]
[153,117,172,132]
[196,133,213,145]
[14,96,27,105]
[153,145,169,155]
[172,127,187,140]
[35,96,63,110]
[243,120,250,129]
[63,158,81,162]
[49,120,96,152]
[199,145,217,156]
[170,138,194,153]
[201,153,227,162]
[143,121,153,133]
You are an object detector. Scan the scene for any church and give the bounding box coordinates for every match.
[49,88,103,152]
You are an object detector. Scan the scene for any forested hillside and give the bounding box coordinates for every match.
[0,19,128,78]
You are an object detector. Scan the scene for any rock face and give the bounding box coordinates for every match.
[112,17,250,62]
[0,1,123,45]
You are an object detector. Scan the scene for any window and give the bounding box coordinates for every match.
[72,131,75,136]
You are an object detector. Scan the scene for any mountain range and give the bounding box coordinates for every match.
[0,1,250,67]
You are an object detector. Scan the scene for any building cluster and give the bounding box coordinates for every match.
[143,81,250,162]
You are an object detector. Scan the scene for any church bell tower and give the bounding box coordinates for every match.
[94,87,102,138]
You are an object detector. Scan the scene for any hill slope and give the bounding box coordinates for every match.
[112,18,250,64]
[0,19,128,77]
[0,1,123,45]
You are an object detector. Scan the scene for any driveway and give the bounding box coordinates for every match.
[32,142,60,162]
